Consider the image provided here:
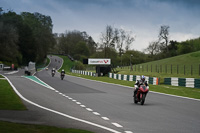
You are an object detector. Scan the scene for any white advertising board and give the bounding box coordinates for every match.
[88,58,111,65]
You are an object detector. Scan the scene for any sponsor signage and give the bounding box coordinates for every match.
[88,58,111,65]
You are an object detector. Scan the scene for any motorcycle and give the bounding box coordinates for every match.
[61,73,65,80]
[134,85,149,105]
[52,71,55,77]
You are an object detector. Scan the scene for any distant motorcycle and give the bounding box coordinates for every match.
[61,73,65,80]
[134,85,149,105]
[52,71,55,77]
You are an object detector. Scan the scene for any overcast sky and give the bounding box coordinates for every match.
[1,0,200,51]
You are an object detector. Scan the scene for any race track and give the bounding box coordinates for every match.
[4,55,200,133]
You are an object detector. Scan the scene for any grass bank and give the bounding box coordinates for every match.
[0,121,93,133]
[0,79,26,110]
[117,51,200,80]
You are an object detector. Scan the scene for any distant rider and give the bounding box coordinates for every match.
[134,75,149,96]
[61,69,65,75]
[52,68,56,73]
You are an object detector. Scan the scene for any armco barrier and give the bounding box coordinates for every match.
[164,77,200,88]
[71,69,96,77]
[108,73,159,85]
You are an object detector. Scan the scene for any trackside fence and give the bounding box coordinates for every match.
[71,69,96,76]
[109,73,159,85]
[164,77,200,88]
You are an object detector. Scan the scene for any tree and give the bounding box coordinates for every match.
[100,25,116,57]
[158,25,170,53]
[145,41,160,56]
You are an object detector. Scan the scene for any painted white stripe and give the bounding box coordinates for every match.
[65,96,69,98]
[80,105,86,107]
[0,78,6,80]
[55,90,59,92]
[72,100,77,102]
[112,123,123,128]
[68,97,72,100]
[76,102,81,104]
[33,76,55,90]
[23,76,54,91]
[4,75,122,133]
[86,108,93,111]
[59,93,63,95]
[125,131,133,133]
[93,112,100,115]
[102,117,109,120]
[4,70,19,75]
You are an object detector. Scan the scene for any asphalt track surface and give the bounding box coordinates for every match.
[2,55,200,133]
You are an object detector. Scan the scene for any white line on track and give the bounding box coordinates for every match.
[86,108,93,111]
[76,102,81,104]
[4,75,122,133]
[102,117,110,120]
[80,105,86,107]
[125,131,133,133]
[112,123,123,128]
[93,112,100,115]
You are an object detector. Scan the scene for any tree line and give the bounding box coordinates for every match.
[1,9,199,68]
[0,9,55,66]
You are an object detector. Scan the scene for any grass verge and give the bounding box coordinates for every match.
[58,55,75,72]
[0,121,93,133]
[0,79,26,110]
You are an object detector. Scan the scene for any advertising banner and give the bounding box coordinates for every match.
[88,58,111,65]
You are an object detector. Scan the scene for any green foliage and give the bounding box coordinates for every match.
[75,41,90,57]
[53,31,96,62]
[58,55,75,72]
[0,10,55,66]
[74,61,85,70]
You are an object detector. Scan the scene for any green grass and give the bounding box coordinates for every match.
[116,51,200,84]
[0,80,26,110]
[0,121,93,133]
[0,75,4,78]
[58,55,75,72]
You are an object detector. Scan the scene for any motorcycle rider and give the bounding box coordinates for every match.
[134,75,149,97]
[52,68,56,74]
[61,69,65,75]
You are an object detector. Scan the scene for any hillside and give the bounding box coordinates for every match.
[117,51,200,79]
